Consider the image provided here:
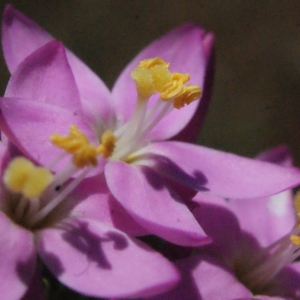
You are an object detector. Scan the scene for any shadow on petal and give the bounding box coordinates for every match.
[61,220,128,270]
[38,239,65,277]
[16,252,37,287]
[149,155,209,192]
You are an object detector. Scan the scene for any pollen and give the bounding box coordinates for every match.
[97,130,116,158]
[160,78,185,100]
[294,191,300,217]
[151,65,172,91]
[4,157,53,199]
[138,57,170,69]
[51,125,101,168]
[131,57,173,99]
[173,84,202,109]
[290,235,300,246]
[171,72,190,84]
[132,57,202,108]
[131,67,156,99]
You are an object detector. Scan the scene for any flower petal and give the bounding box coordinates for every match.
[149,254,251,300]
[228,191,295,248]
[2,4,114,129]
[37,218,179,298]
[145,141,300,198]
[69,174,149,236]
[256,145,293,167]
[2,4,53,73]
[172,32,215,143]
[112,24,208,140]
[5,40,82,112]
[105,160,211,246]
[181,255,251,300]
[0,97,93,171]
[192,193,242,261]
[0,211,36,300]
[228,146,296,247]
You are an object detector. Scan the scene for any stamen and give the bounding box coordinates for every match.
[97,130,116,158]
[160,73,199,107]
[51,125,101,168]
[290,235,300,246]
[160,79,185,100]
[138,57,170,68]
[131,57,172,99]
[3,157,34,193]
[290,192,300,245]
[173,84,202,109]
[131,67,156,99]
[4,157,53,199]
[171,72,190,83]
[22,168,53,199]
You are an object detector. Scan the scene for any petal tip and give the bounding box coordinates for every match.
[3,4,28,28]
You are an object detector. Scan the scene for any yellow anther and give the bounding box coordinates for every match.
[97,130,116,158]
[22,167,53,199]
[138,57,169,69]
[173,85,202,109]
[4,157,35,193]
[51,125,90,154]
[131,67,156,99]
[171,72,190,84]
[290,235,300,246]
[51,125,100,168]
[4,157,53,199]
[160,79,185,100]
[132,57,173,99]
[132,57,201,108]
[150,65,172,91]
[294,191,300,217]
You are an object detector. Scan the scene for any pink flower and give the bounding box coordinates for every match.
[0,144,179,300]
[151,146,300,300]
[1,5,300,248]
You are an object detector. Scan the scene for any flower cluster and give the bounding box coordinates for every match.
[1,4,300,300]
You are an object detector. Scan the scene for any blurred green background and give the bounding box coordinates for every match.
[0,1,300,164]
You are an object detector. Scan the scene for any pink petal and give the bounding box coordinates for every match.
[228,191,295,248]
[0,97,94,171]
[228,146,296,247]
[149,254,251,300]
[192,193,242,261]
[69,174,149,236]
[0,211,36,300]
[2,4,53,73]
[172,32,215,143]
[112,24,208,140]
[256,145,293,167]
[37,218,179,298]
[105,160,211,246]
[5,40,82,112]
[178,255,251,300]
[64,48,115,130]
[2,5,114,129]
[145,141,300,198]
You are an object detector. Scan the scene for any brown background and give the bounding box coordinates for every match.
[0,1,300,165]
